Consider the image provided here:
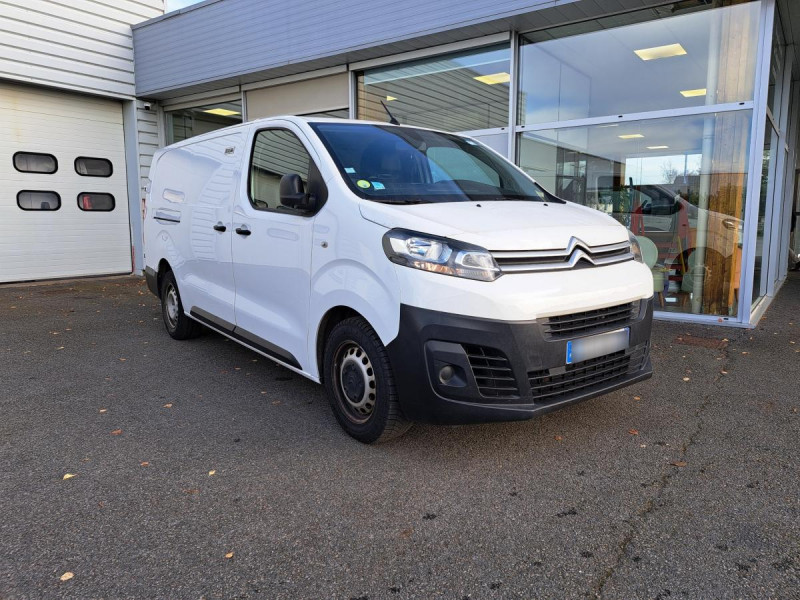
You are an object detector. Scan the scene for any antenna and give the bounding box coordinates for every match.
[380,100,400,125]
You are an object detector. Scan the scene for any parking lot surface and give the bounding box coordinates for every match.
[1,275,798,599]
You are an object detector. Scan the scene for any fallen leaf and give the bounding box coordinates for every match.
[682,377,690,382]
[183,488,199,494]
[119,358,126,361]
[741,351,749,355]
[225,552,234,559]
[554,435,563,442]
[271,400,281,405]
[56,346,65,350]
[400,528,413,538]
[99,408,107,413]
[628,429,639,436]
[111,429,123,435]
[163,403,173,408]
[62,473,76,480]
[208,470,216,476]
[639,444,647,448]
[59,572,74,582]
[633,396,641,401]
[671,461,687,467]
[140,461,149,467]
[720,370,728,374]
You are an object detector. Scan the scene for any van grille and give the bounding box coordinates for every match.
[491,237,632,273]
[528,343,649,403]
[463,344,519,398]
[544,302,638,338]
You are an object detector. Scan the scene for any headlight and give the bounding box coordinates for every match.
[628,231,644,264]
[382,229,502,282]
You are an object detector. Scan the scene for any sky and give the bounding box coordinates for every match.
[165,0,204,12]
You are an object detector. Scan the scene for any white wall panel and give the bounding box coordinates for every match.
[0,0,163,99]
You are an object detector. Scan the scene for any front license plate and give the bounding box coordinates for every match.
[566,328,630,365]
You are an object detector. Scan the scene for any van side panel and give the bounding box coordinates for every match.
[308,183,401,380]
[145,130,246,324]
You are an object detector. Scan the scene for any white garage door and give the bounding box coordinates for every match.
[0,82,131,282]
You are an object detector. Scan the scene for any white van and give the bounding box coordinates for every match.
[143,117,653,443]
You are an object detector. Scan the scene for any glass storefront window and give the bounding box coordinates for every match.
[357,45,510,132]
[518,111,752,317]
[518,1,761,125]
[166,100,243,144]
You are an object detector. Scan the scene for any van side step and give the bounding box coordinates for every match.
[189,307,301,369]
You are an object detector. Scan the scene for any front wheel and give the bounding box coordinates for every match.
[323,317,412,443]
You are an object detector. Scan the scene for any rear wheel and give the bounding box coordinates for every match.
[160,270,203,340]
[323,317,412,443]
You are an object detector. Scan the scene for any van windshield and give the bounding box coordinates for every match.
[309,122,550,204]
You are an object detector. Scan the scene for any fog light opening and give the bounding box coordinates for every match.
[439,365,455,384]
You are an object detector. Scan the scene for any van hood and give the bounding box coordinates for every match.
[359,200,628,250]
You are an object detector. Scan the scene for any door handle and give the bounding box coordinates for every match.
[235,225,251,236]
[213,222,226,232]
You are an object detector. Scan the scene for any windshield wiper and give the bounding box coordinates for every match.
[375,199,429,205]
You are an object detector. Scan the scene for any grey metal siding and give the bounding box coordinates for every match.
[133,0,570,97]
[0,0,163,99]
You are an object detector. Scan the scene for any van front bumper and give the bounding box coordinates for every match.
[385,298,653,425]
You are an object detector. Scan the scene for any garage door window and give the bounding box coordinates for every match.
[17,191,61,211]
[78,193,115,212]
[75,157,112,177]
[13,152,57,174]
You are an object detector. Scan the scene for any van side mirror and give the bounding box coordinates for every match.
[280,173,316,211]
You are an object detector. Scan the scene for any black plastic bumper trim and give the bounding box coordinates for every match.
[189,307,301,369]
[144,266,159,297]
[386,299,653,425]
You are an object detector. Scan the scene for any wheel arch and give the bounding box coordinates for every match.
[315,306,367,383]
[155,259,172,297]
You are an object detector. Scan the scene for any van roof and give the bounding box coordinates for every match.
[159,115,455,150]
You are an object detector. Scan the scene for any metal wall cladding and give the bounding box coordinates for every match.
[0,0,163,99]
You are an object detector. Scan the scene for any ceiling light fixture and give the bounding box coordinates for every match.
[680,88,707,97]
[203,108,241,116]
[618,134,645,140]
[386,95,397,101]
[634,43,687,61]
[647,145,669,150]
[474,72,511,85]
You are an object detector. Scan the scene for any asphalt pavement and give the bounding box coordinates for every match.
[0,274,798,599]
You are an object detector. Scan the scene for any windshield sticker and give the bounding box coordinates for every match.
[371,182,385,190]
[344,167,356,174]
[356,179,371,189]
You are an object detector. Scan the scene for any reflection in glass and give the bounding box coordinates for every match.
[518,1,761,125]
[357,46,510,131]
[752,124,777,305]
[518,111,752,316]
[166,100,243,144]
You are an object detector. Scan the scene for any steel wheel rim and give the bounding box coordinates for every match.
[334,341,377,424]
[165,284,180,329]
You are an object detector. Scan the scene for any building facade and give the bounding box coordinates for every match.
[0,0,164,281]
[1,0,797,328]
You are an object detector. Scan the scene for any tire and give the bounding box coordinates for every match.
[323,317,412,443]
[160,270,203,340]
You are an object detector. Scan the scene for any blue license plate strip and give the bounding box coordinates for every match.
[566,328,630,365]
